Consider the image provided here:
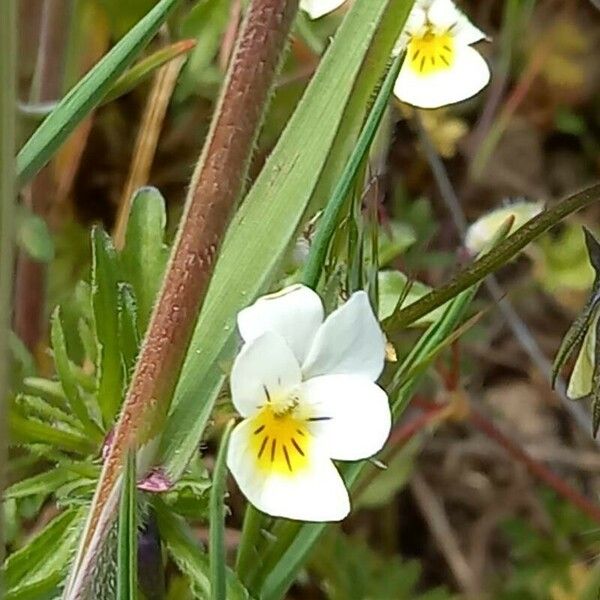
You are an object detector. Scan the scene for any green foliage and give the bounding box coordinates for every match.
[92,226,124,426]
[2,508,85,600]
[494,491,600,599]
[120,187,169,334]
[117,452,139,600]
[310,529,452,600]
[16,0,181,185]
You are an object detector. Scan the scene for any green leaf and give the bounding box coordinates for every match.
[161,0,417,481]
[377,271,449,325]
[51,307,103,439]
[2,508,84,594]
[102,39,196,104]
[155,499,249,600]
[4,467,78,500]
[120,187,169,334]
[209,421,234,600]
[117,451,138,600]
[118,283,141,381]
[92,226,123,426]
[9,412,94,455]
[176,0,230,101]
[16,0,181,185]
[17,209,54,262]
[13,393,81,429]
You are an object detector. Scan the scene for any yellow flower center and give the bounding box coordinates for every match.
[407,30,455,76]
[250,404,312,476]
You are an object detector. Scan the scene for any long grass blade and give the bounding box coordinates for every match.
[117,451,138,600]
[209,420,235,600]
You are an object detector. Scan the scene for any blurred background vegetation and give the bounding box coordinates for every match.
[5,0,600,597]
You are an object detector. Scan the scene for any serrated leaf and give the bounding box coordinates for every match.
[9,412,94,455]
[4,468,79,500]
[92,226,123,426]
[120,187,169,334]
[51,307,103,439]
[2,508,84,593]
[13,393,81,429]
[16,0,181,185]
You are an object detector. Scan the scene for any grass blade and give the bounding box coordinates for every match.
[117,451,138,600]
[209,420,235,600]
[16,0,181,186]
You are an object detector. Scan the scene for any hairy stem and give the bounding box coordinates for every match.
[385,182,600,330]
[0,0,16,568]
[65,0,299,596]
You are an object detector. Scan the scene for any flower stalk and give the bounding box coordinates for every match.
[65,0,299,595]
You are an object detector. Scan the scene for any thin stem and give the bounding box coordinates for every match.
[413,114,597,442]
[301,52,404,289]
[235,504,264,582]
[65,1,299,596]
[0,0,17,568]
[385,182,600,330]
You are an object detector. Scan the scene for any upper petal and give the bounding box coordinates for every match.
[237,284,324,365]
[394,43,490,109]
[300,0,347,19]
[227,418,350,521]
[427,0,460,29]
[302,291,386,381]
[453,11,487,45]
[302,374,391,461]
[230,332,301,417]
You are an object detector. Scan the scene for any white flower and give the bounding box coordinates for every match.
[394,0,490,109]
[226,285,391,522]
[465,200,544,256]
[300,0,347,20]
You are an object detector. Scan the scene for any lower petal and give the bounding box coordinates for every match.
[394,44,490,109]
[227,419,350,522]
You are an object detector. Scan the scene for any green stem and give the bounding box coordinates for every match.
[301,51,403,290]
[234,503,264,582]
[0,0,16,569]
[209,420,235,600]
[384,182,600,331]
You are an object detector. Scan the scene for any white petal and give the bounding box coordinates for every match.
[227,419,350,521]
[453,10,488,45]
[237,284,324,364]
[404,5,427,34]
[300,0,346,19]
[230,332,301,417]
[302,374,391,461]
[427,0,460,29]
[394,43,490,109]
[302,291,386,381]
[567,312,598,400]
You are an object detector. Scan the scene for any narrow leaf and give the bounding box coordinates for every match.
[92,226,123,425]
[117,451,138,600]
[120,187,169,334]
[209,421,234,600]
[51,307,103,439]
[118,283,141,381]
